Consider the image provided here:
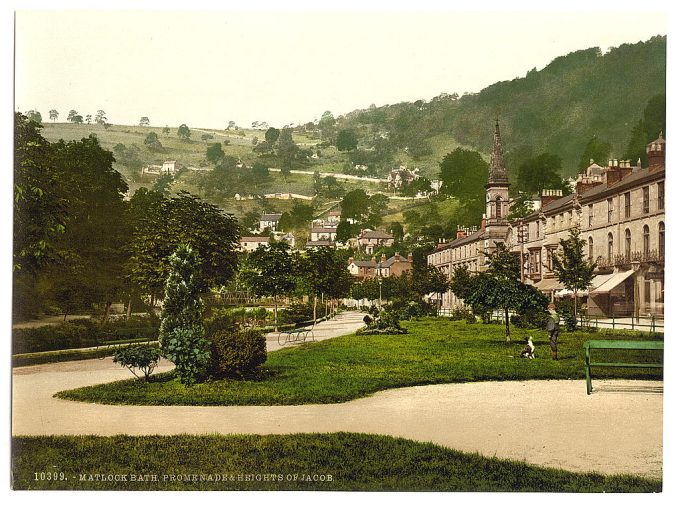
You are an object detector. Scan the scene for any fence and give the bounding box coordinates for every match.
[437,308,664,333]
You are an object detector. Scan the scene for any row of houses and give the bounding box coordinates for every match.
[427,121,665,319]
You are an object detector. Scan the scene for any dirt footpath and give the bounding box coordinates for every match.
[12,354,662,479]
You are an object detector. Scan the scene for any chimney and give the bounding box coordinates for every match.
[380,253,387,263]
[647,132,666,172]
[541,189,563,208]
[480,214,487,231]
[576,178,602,195]
[407,253,413,263]
[456,226,465,239]
[395,252,401,260]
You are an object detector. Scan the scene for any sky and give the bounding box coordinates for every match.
[14,7,668,129]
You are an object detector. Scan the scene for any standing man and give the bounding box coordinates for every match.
[546,303,560,360]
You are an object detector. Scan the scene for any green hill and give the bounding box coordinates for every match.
[337,35,666,177]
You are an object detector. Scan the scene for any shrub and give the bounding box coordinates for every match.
[163,327,211,385]
[357,308,407,335]
[449,308,473,321]
[208,328,267,379]
[279,301,314,325]
[113,345,162,381]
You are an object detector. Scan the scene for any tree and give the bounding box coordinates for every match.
[276,128,301,175]
[162,126,171,136]
[113,345,162,381]
[177,123,191,141]
[206,142,225,165]
[336,128,358,151]
[49,109,59,122]
[25,110,42,124]
[128,191,240,304]
[551,227,596,321]
[159,245,211,385]
[227,120,236,130]
[516,153,563,195]
[95,110,107,125]
[318,110,336,141]
[144,132,162,150]
[264,127,280,145]
[13,113,66,275]
[578,136,611,170]
[85,114,92,125]
[509,193,534,220]
[300,248,353,321]
[464,243,548,339]
[439,148,488,203]
[241,242,296,330]
[623,93,666,167]
[388,222,404,242]
[200,133,214,142]
[139,116,150,127]
[66,110,78,122]
[152,173,173,195]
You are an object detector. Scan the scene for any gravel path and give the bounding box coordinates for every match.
[12,311,662,479]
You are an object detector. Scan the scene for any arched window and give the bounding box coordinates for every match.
[495,196,502,220]
[643,225,650,256]
[659,222,665,257]
[588,236,594,261]
[607,233,614,262]
[624,229,631,260]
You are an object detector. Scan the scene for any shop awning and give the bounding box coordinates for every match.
[590,270,636,295]
[554,273,616,298]
[532,277,563,292]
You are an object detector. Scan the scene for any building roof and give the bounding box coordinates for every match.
[438,228,485,251]
[351,260,376,268]
[311,226,337,233]
[377,254,410,268]
[305,240,335,248]
[240,236,270,242]
[360,230,393,240]
[261,213,282,221]
[578,166,664,204]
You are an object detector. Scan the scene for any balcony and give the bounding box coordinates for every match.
[596,249,664,269]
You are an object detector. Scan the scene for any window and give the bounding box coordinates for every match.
[624,228,631,261]
[659,222,665,257]
[588,205,593,227]
[643,186,650,214]
[658,182,664,210]
[495,196,502,219]
[607,198,613,223]
[643,225,650,256]
[624,192,631,218]
[607,233,614,262]
[588,236,594,261]
[546,247,556,271]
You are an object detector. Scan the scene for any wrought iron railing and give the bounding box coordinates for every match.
[596,249,664,268]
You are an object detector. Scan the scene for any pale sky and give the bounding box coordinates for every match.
[14,8,668,129]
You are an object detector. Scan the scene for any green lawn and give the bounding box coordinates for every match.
[56,318,663,406]
[11,433,661,491]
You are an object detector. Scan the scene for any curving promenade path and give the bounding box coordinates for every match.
[12,311,663,480]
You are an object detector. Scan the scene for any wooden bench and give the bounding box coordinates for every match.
[584,340,663,395]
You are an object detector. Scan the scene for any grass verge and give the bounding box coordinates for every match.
[55,318,663,406]
[11,433,661,491]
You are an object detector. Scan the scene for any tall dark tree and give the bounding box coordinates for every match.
[516,153,563,195]
[128,191,240,304]
[264,127,280,145]
[206,142,225,165]
[439,148,488,202]
[624,93,666,167]
[241,242,296,330]
[177,123,191,141]
[578,136,612,170]
[551,227,596,321]
[139,116,150,127]
[336,128,358,151]
[49,109,59,122]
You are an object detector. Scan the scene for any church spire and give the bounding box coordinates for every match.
[488,119,509,185]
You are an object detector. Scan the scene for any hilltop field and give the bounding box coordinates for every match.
[39,122,448,225]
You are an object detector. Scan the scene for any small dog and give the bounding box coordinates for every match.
[520,336,535,359]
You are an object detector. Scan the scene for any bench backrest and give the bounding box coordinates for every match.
[584,340,664,351]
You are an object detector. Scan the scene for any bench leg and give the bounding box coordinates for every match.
[585,350,592,395]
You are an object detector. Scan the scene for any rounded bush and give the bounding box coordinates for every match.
[208,328,267,379]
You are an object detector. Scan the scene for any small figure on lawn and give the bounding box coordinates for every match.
[520,336,535,359]
[546,302,560,360]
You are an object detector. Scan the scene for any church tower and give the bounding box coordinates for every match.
[485,119,510,226]
[482,120,511,254]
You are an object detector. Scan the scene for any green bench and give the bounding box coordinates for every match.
[584,340,663,395]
